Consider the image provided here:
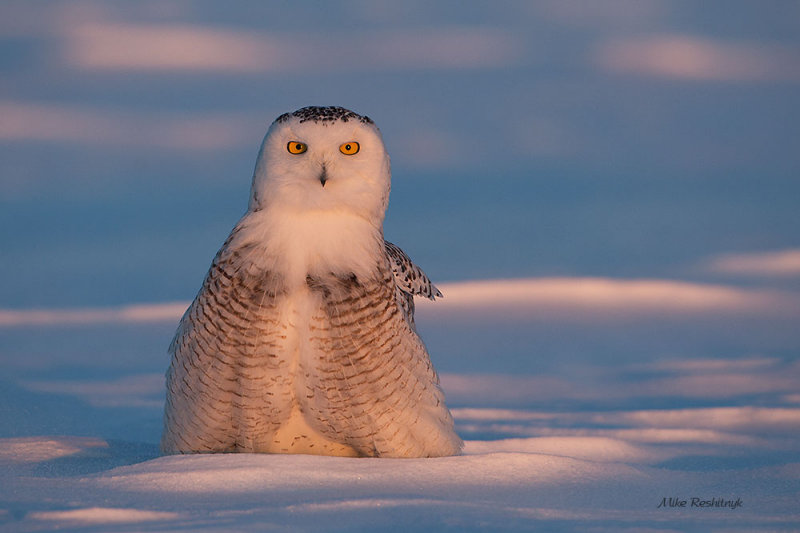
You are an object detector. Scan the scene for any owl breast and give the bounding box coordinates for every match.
[257,207,385,288]
[261,280,363,457]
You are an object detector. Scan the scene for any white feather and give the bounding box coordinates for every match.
[162,107,461,457]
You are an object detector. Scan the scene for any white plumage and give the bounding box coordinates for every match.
[161,106,462,458]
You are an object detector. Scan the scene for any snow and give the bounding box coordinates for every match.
[27,507,182,525]
[420,277,796,316]
[1,277,799,531]
[0,302,189,327]
[2,429,797,531]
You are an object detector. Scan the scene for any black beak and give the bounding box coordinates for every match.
[319,165,328,187]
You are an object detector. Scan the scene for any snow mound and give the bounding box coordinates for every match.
[95,444,643,495]
[0,437,108,463]
[28,507,181,525]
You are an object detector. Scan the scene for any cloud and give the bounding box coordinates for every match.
[64,23,522,73]
[0,101,259,150]
[704,249,800,277]
[595,34,800,82]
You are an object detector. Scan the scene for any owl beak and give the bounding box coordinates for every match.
[318,164,328,187]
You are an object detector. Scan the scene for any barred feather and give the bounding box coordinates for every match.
[162,226,461,457]
[161,106,461,458]
[384,240,442,328]
[303,258,460,457]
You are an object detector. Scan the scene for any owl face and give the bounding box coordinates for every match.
[250,107,391,225]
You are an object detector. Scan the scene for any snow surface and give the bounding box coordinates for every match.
[1,279,799,531]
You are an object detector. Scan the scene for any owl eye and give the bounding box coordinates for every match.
[339,142,360,155]
[287,141,307,154]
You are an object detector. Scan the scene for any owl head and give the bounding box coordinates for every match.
[250,106,391,225]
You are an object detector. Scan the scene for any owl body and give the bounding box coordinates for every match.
[162,107,462,458]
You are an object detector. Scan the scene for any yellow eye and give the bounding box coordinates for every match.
[287,141,307,154]
[339,142,360,155]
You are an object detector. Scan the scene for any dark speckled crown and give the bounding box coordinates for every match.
[275,106,374,126]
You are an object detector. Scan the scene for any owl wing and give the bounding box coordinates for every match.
[302,255,462,458]
[161,223,292,454]
[384,240,442,328]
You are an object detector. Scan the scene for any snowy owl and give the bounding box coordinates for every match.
[162,106,462,458]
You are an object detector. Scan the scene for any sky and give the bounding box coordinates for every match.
[1,0,799,311]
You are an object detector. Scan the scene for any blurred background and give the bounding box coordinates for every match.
[1,1,799,442]
[2,0,799,307]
